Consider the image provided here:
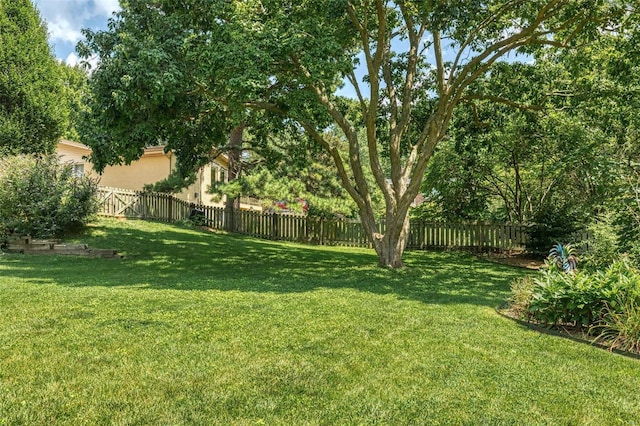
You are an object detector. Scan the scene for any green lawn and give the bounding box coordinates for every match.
[1,218,639,425]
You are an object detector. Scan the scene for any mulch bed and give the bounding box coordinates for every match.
[477,252,545,270]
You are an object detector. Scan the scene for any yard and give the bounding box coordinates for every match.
[1,218,639,425]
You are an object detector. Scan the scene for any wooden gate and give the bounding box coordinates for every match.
[97,187,145,217]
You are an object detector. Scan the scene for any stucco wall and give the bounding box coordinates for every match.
[57,141,173,191]
[56,140,235,208]
[56,140,96,176]
[99,152,172,191]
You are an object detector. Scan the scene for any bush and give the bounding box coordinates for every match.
[581,212,622,270]
[515,260,640,329]
[507,255,640,353]
[0,221,7,250]
[528,266,603,327]
[524,206,582,256]
[0,154,98,238]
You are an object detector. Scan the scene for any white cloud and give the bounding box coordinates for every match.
[34,0,120,61]
[94,0,120,16]
[65,52,80,67]
[47,18,83,44]
[65,51,100,71]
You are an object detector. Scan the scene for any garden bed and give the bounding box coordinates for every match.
[497,306,640,359]
[3,234,122,258]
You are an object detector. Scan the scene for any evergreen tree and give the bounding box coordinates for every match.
[0,0,65,155]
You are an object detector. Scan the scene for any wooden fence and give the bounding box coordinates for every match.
[97,187,531,252]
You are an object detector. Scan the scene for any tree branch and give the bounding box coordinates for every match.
[461,94,544,111]
[448,0,529,83]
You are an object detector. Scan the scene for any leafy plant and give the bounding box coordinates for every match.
[522,259,640,330]
[528,268,578,326]
[548,243,578,273]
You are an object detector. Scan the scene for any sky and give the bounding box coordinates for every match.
[33,0,120,65]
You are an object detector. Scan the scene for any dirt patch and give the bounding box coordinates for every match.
[477,252,544,270]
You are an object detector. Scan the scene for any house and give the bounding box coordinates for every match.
[56,140,260,210]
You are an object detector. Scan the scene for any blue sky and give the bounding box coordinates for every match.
[34,0,119,65]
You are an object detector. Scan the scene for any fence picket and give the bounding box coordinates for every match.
[96,187,581,252]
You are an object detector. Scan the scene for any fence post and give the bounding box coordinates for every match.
[271,213,279,240]
[109,190,115,216]
[224,205,234,232]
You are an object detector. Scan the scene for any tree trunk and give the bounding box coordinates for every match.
[361,207,411,268]
[379,212,411,268]
[224,124,244,231]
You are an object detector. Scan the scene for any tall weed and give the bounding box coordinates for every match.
[508,276,535,320]
[593,297,640,353]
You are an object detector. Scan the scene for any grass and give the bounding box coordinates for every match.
[1,218,639,425]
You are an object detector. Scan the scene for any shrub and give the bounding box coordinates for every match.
[0,154,98,238]
[0,221,7,250]
[581,212,622,271]
[524,260,640,327]
[525,207,582,256]
[507,256,640,353]
[527,267,606,327]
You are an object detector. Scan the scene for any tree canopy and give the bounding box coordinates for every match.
[0,0,66,155]
[417,4,639,251]
[80,0,622,267]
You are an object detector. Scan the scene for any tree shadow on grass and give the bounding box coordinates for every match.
[0,219,527,307]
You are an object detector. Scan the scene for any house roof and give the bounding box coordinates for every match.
[58,139,229,164]
[58,139,168,157]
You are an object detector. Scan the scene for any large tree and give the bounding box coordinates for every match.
[0,0,66,155]
[80,0,619,267]
[420,60,616,225]
[58,63,90,142]
[563,4,640,252]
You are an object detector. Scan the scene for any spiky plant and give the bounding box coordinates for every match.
[549,243,578,273]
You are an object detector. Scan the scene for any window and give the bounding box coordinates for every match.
[210,163,228,184]
[71,163,84,178]
[210,165,218,185]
